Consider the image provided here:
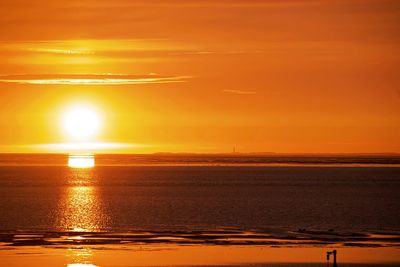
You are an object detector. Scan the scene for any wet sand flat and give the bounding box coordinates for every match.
[0,245,399,267]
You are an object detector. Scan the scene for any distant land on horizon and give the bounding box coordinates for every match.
[0,152,399,166]
[1,152,400,156]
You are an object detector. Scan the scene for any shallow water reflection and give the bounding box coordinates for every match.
[67,246,98,267]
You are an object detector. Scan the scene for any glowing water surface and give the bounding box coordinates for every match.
[68,155,95,168]
[57,156,109,232]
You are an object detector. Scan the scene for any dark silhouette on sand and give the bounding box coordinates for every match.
[327,250,338,267]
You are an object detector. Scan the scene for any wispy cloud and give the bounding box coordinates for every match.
[27,48,95,55]
[223,89,256,95]
[0,74,190,85]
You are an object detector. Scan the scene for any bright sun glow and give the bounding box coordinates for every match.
[63,105,101,139]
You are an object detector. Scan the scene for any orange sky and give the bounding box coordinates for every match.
[0,0,399,153]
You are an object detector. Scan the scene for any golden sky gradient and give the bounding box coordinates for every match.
[0,0,399,153]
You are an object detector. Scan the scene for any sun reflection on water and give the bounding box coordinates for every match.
[65,186,99,231]
[57,164,109,232]
[68,154,95,168]
[59,164,105,267]
[68,264,98,267]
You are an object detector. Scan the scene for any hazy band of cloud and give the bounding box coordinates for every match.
[0,74,190,85]
[37,142,147,151]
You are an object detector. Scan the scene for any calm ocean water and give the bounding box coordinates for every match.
[0,158,399,234]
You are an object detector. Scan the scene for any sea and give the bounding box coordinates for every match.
[0,154,399,266]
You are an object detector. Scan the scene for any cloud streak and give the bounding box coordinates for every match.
[0,74,190,85]
[223,89,256,95]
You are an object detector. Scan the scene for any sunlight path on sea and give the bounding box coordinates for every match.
[57,156,110,232]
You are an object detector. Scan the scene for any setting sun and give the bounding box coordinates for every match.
[62,105,101,140]
[0,1,399,266]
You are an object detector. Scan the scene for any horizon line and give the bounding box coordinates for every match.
[0,152,399,156]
